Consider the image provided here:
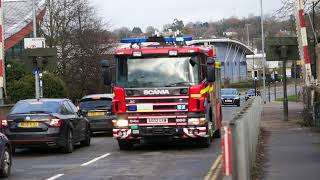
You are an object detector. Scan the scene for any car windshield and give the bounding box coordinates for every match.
[10,101,60,114]
[248,89,255,94]
[221,89,238,95]
[80,99,112,110]
[116,57,199,88]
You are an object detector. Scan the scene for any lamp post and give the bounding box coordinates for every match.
[260,0,267,104]
[0,0,4,105]
[31,0,42,99]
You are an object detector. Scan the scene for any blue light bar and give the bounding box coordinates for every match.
[121,38,148,43]
[120,37,193,44]
[164,37,192,42]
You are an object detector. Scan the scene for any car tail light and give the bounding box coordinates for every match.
[50,118,62,127]
[0,120,8,128]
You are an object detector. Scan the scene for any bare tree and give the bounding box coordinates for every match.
[39,0,116,100]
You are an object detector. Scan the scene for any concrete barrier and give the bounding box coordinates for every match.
[222,97,262,180]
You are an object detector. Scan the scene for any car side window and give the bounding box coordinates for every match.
[67,101,78,113]
[62,101,74,115]
[60,105,70,115]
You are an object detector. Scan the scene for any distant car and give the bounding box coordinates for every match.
[245,89,256,101]
[221,88,241,107]
[0,133,12,178]
[79,94,114,133]
[1,99,91,154]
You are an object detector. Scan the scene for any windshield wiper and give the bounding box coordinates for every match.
[165,82,191,87]
[127,82,162,88]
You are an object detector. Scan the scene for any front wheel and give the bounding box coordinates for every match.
[118,140,133,150]
[0,146,11,178]
[198,137,210,148]
[213,129,221,139]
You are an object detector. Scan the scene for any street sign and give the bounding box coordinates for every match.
[32,70,41,75]
[266,37,300,61]
[24,38,46,49]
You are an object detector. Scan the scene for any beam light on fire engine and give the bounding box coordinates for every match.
[169,50,178,56]
[132,51,142,57]
[188,118,206,125]
[116,119,129,127]
[177,104,187,110]
[128,105,137,111]
[120,37,193,44]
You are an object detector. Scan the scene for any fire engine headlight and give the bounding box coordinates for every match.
[188,118,206,125]
[188,118,199,125]
[115,119,128,127]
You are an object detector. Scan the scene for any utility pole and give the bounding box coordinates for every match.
[32,0,42,99]
[281,46,289,121]
[294,61,298,102]
[260,0,267,104]
[0,0,5,105]
[246,24,250,46]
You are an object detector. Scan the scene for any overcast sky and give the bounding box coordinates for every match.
[90,0,282,31]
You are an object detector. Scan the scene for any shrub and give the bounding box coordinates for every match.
[7,72,67,103]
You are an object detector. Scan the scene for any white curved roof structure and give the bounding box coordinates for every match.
[188,38,255,55]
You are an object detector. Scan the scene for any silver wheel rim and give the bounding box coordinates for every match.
[3,150,10,173]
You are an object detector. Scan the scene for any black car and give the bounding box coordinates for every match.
[0,133,12,178]
[221,88,241,107]
[79,94,114,133]
[1,99,91,153]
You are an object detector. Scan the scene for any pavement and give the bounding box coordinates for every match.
[261,102,320,180]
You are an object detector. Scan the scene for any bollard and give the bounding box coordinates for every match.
[222,126,232,180]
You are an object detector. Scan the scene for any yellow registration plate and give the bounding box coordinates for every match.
[18,122,39,128]
[87,111,105,117]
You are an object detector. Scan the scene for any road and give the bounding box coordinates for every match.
[8,104,245,180]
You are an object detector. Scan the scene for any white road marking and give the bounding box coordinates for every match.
[46,174,64,180]
[80,153,111,166]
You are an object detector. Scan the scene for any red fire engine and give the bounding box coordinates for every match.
[101,36,222,150]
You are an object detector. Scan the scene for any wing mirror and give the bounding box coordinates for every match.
[101,60,112,86]
[207,58,215,83]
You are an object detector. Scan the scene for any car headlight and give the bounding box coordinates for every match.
[234,96,240,99]
[188,118,206,125]
[114,119,128,127]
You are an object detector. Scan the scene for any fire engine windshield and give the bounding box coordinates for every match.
[116,57,199,88]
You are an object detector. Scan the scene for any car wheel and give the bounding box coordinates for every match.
[80,124,91,147]
[11,147,15,157]
[198,137,210,148]
[213,129,221,139]
[118,140,133,150]
[237,102,240,107]
[0,146,11,178]
[62,129,74,153]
